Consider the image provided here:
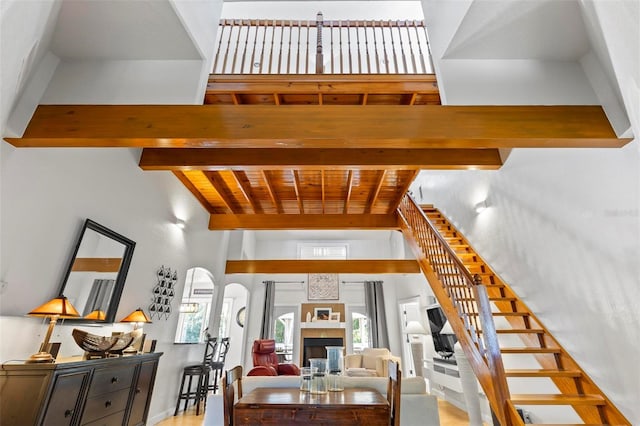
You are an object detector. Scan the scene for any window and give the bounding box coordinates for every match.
[351,312,370,353]
[298,243,348,260]
[274,311,294,362]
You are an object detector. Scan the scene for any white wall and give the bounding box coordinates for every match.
[416,0,639,422]
[0,145,230,421]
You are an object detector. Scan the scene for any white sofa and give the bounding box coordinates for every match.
[203,375,440,426]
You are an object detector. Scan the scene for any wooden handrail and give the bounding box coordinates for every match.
[397,194,511,425]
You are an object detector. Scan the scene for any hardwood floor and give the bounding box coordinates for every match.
[154,397,472,425]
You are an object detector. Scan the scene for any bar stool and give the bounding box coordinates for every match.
[174,335,217,416]
[209,337,231,393]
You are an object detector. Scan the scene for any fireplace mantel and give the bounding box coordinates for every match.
[300,322,345,329]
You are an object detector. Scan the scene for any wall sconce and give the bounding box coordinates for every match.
[27,296,80,363]
[474,200,488,213]
[175,219,186,229]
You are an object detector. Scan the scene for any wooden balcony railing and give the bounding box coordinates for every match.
[397,194,513,425]
[213,12,434,74]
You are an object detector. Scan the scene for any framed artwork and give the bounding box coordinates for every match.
[314,307,332,321]
[308,273,339,300]
[329,312,341,322]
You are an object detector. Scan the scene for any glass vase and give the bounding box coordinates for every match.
[325,346,344,391]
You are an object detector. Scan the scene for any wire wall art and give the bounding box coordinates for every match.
[149,265,177,320]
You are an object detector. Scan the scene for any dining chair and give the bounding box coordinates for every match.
[387,359,402,426]
[222,365,243,426]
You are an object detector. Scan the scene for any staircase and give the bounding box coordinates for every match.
[397,195,630,426]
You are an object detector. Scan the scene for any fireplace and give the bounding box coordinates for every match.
[302,337,344,367]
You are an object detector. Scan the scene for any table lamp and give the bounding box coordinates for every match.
[119,308,152,354]
[405,320,427,377]
[27,295,80,363]
[84,309,106,320]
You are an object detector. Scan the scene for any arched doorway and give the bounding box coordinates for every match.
[173,267,215,343]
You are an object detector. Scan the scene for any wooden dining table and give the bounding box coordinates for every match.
[233,387,390,425]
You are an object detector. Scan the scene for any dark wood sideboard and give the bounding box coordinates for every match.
[0,352,162,426]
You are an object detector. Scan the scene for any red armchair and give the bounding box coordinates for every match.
[247,339,300,376]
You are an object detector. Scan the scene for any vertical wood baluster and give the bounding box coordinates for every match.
[380,22,389,73]
[389,20,398,73]
[240,21,250,73]
[258,22,271,74]
[339,21,343,73]
[346,21,352,73]
[413,21,427,74]
[330,21,334,73]
[230,20,243,73]
[277,21,284,73]
[212,23,227,73]
[372,21,380,73]
[406,22,417,74]
[422,24,435,73]
[355,21,361,73]
[295,21,300,74]
[396,21,408,73]
[364,23,371,73]
[306,21,310,74]
[316,12,324,74]
[287,21,293,73]
[221,21,234,74]
[267,20,276,73]
[249,23,259,74]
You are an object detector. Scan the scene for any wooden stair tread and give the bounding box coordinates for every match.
[506,369,581,378]
[458,297,517,302]
[486,329,545,334]
[501,347,561,354]
[466,311,530,317]
[510,394,605,406]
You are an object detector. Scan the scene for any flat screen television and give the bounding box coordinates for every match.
[426,306,457,359]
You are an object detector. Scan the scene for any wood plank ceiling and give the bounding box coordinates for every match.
[181,74,441,226]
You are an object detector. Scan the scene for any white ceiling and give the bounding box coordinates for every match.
[50,0,202,60]
[444,0,590,60]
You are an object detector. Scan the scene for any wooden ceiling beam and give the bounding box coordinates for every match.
[10,105,629,149]
[204,171,241,214]
[344,170,353,214]
[207,74,440,94]
[232,170,263,214]
[226,259,420,274]
[173,171,216,213]
[208,213,399,230]
[366,170,386,214]
[292,170,304,214]
[139,148,503,170]
[261,170,283,213]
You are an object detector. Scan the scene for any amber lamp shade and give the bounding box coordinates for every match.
[119,308,152,328]
[27,296,80,363]
[84,310,106,320]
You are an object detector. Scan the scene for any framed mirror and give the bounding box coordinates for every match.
[58,219,136,323]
